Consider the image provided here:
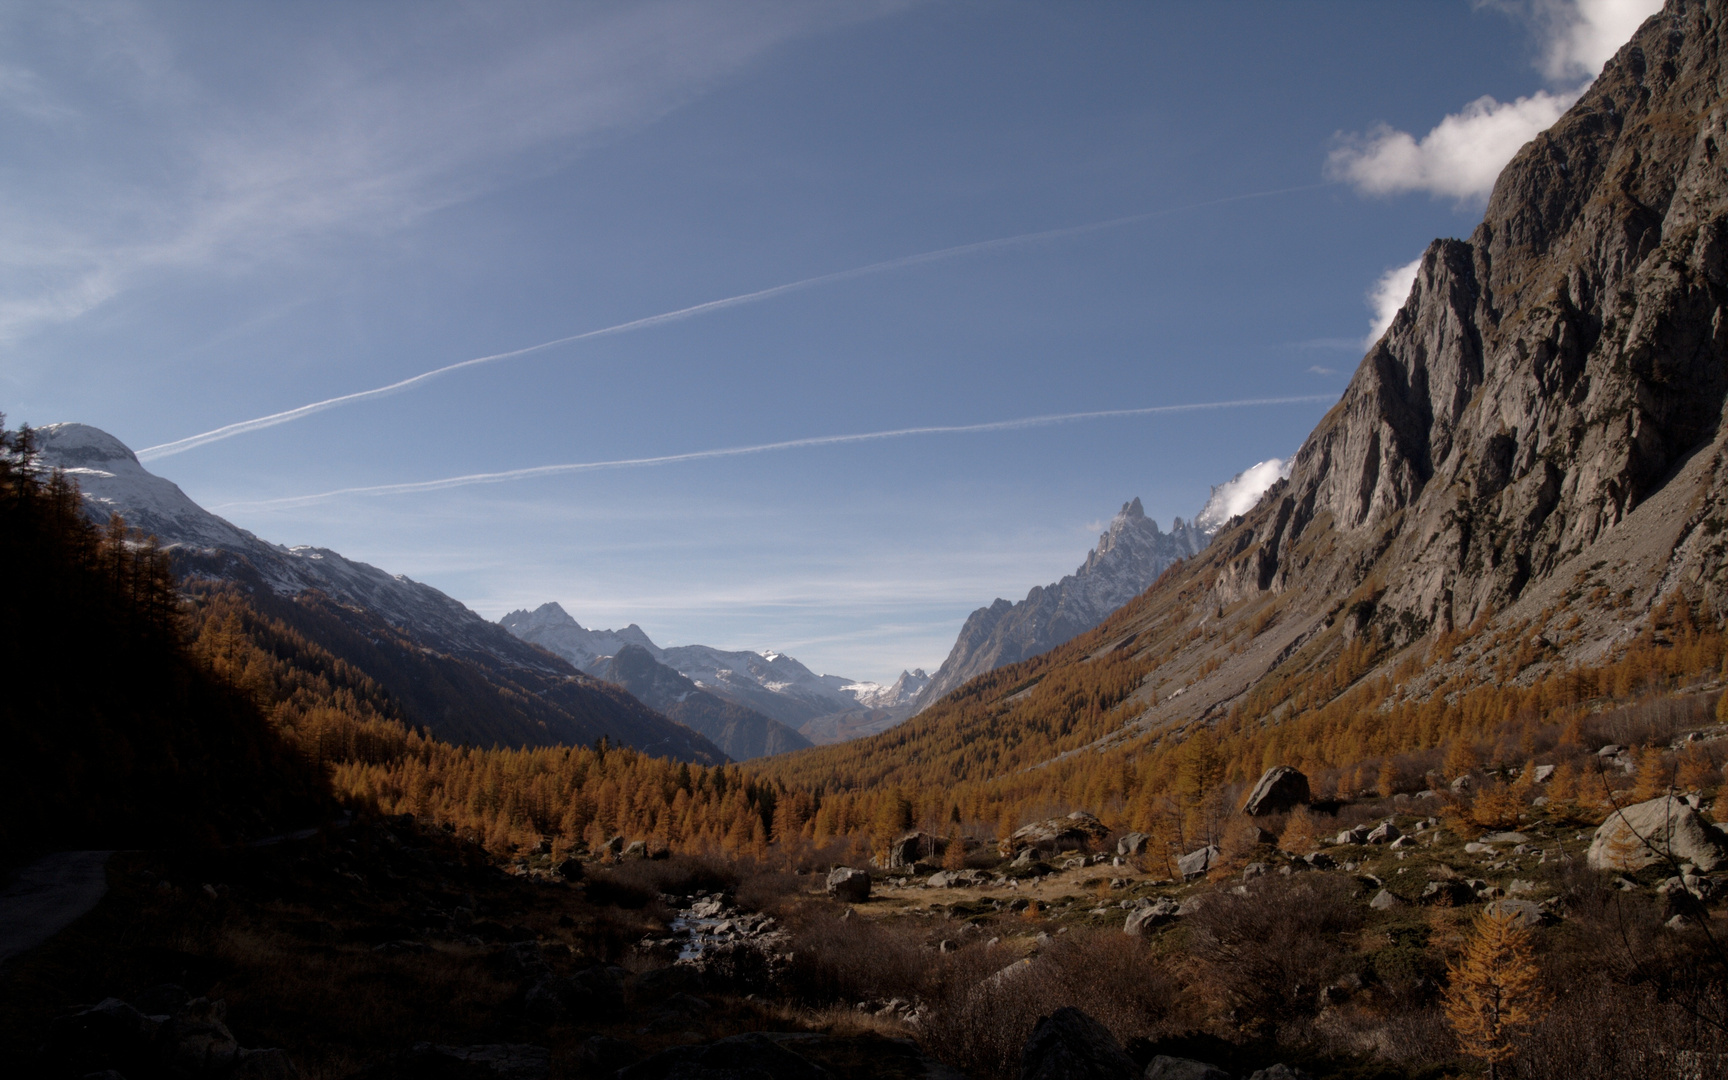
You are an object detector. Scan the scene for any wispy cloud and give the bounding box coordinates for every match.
[139,181,1327,461]
[212,394,1337,512]
[1306,365,1339,376]
[0,1,883,342]
[1326,0,1660,202]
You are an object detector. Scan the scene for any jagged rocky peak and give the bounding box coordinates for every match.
[917,486,1234,710]
[499,601,583,635]
[1210,0,1728,645]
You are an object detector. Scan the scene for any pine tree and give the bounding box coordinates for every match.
[1443,907,1550,1079]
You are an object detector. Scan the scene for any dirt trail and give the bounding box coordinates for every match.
[0,850,113,968]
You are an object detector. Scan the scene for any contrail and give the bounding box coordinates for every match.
[211,394,1336,513]
[139,183,1328,462]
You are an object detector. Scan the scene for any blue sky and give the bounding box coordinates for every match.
[4,0,1659,683]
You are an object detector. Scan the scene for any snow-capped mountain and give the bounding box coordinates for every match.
[499,602,661,667]
[841,669,931,710]
[501,601,875,729]
[593,645,811,760]
[33,423,725,762]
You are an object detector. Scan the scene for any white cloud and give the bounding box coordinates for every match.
[0,1,882,341]
[1194,458,1292,532]
[1327,0,1660,202]
[1327,89,1580,201]
[1529,0,1664,81]
[1366,257,1423,345]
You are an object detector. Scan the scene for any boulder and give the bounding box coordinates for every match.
[1484,898,1544,930]
[1369,889,1404,910]
[1019,1006,1137,1080]
[1588,797,1728,872]
[1145,1057,1232,1080]
[1335,826,1369,846]
[1177,845,1219,879]
[1242,766,1311,817]
[1118,832,1150,857]
[1366,822,1400,844]
[622,840,648,859]
[554,858,584,881]
[1009,813,1110,856]
[1532,765,1556,784]
[1243,826,1276,847]
[601,835,625,856]
[826,867,871,903]
[1124,898,1182,936]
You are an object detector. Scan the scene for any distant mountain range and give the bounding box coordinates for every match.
[499,602,927,747]
[500,470,1286,747]
[34,424,725,763]
[593,645,811,760]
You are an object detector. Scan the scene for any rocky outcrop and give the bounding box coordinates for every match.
[1588,795,1728,871]
[1213,0,1728,641]
[1242,767,1311,816]
[918,500,1207,710]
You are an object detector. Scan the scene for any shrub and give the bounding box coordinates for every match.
[1184,874,1362,1033]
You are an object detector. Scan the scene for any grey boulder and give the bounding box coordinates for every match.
[1588,796,1728,872]
[1242,766,1310,817]
[826,867,871,903]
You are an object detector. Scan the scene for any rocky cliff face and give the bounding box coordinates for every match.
[916,498,1208,709]
[1068,0,1728,736]
[1215,0,1728,643]
[596,645,812,760]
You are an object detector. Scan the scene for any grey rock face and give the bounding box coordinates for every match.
[1212,2,1728,637]
[1019,1007,1138,1080]
[1588,795,1728,872]
[1118,831,1150,856]
[1242,767,1311,816]
[919,499,1208,710]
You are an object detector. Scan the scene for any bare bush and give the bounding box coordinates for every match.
[777,908,937,1006]
[919,931,1182,1080]
[1184,873,1362,1033]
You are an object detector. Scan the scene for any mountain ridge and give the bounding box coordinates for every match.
[33,424,725,762]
